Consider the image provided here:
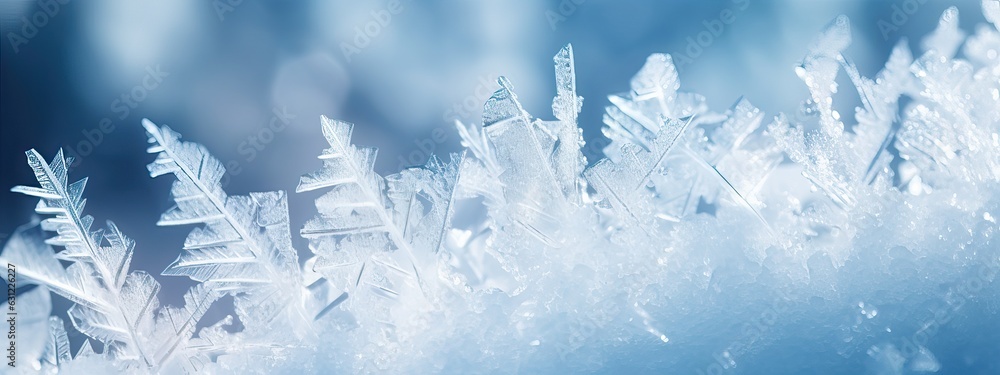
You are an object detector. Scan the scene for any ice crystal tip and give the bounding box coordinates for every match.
[985,0,1000,27]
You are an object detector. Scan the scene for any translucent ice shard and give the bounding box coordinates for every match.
[482,44,587,247]
[546,44,587,204]
[588,51,780,231]
[600,53,707,162]
[451,120,518,292]
[688,98,784,219]
[585,116,692,233]
[585,52,699,230]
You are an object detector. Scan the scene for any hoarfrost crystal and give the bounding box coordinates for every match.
[3,3,999,373]
[3,151,218,374]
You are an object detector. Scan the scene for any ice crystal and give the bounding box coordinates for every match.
[587,49,780,234]
[3,3,1000,373]
[3,150,219,373]
[295,116,470,367]
[141,120,333,357]
[480,45,588,247]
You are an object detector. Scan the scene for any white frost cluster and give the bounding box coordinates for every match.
[3,2,999,374]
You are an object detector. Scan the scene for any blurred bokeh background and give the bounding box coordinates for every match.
[0,0,988,348]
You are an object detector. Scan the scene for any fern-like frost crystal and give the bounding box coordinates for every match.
[141,119,330,350]
[2,4,999,373]
[297,116,469,367]
[3,150,219,373]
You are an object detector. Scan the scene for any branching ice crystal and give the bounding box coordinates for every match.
[2,2,999,373]
[141,120,336,362]
[296,116,468,367]
[2,150,218,374]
